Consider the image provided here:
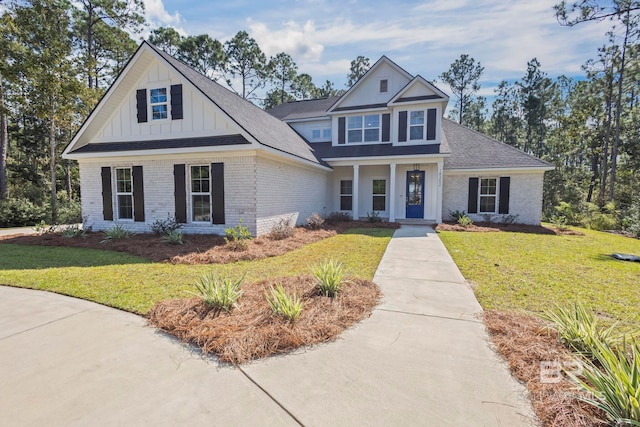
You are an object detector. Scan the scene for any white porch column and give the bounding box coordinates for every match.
[389,163,396,222]
[436,160,444,223]
[352,165,360,220]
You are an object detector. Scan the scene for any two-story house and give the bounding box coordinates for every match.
[63,42,552,235]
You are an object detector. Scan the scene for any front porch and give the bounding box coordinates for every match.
[327,158,444,223]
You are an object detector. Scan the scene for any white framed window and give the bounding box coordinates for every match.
[322,128,331,139]
[479,178,497,213]
[150,88,168,120]
[340,180,353,211]
[115,167,133,220]
[372,179,386,211]
[347,114,380,143]
[409,111,425,140]
[190,165,211,222]
[311,128,331,141]
[311,129,321,140]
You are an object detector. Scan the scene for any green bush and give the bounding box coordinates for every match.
[191,272,244,311]
[448,209,467,221]
[553,201,583,226]
[311,259,345,297]
[161,229,184,245]
[457,214,473,227]
[57,199,82,224]
[540,303,620,359]
[367,211,382,223]
[224,219,252,250]
[0,197,48,227]
[569,339,640,426]
[100,225,131,243]
[325,211,352,224]
[265,283,304,322]
[582,202,618,231]
[150,215,182,235]
[60,224,85,239]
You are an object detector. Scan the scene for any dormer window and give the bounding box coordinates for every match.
[380,79,388,93]
[150,88,168,120]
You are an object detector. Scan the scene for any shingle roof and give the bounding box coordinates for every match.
[309,141,442,159]
[442,119,552,170]
[70,135,250,154]
[267,96,341,120]
[148,43,322,165]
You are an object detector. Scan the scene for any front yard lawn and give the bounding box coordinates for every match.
[0,228,393,315]
[439,227,640,330]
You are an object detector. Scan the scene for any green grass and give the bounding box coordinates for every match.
[439,227,640,330]
[0,228,393,315]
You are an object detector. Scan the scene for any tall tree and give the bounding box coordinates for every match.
[179,34,225,79]
[268,52,298,105]
[148,27,183,55]
[0,12,18,200]
[291,73,317,100]
[490,81,522,148]
[72,0,145,89]
[439,54,484,126]
[12,0,82,222]
[346,56,370,87]
[223,31,270,100]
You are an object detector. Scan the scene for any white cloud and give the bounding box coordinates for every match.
[143,0,182,28]
[247,19,324,61]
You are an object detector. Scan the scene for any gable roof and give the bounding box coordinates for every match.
[267,96,340,121]
[389,75,449,105]
[442,119,552,170]
[64,42,323,166]
[327,56,413,114]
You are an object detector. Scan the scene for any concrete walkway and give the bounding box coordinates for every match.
[0,226,38,236]
[0,225,536,426]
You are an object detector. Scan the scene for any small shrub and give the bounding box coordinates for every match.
[57,199,82,224]
[482,214,494,223]
[500,214,519,224]
[265,283,304,322]
[34,220,60,235]
[269,217,295,240]
[325,211,352,225]
[225,219,252,243]
[540,303,620,359]
[150,215,182,235]
[306,212,325,230]
[367,211,382,223]
[191,272,244,311]
[448,210,467,221]
[568,339,640,425]
[161,229,184,245]
[60,224,85,239]
[583,202,618,231]
[550,214,569,231]
[554,201,582,226]
[100,225,131,243]
[457,214,473,227]
[311,259,345,297]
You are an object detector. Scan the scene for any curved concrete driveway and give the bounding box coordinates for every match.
[0,225,536,426]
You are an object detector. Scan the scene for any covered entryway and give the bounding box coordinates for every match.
[406,170,425,218]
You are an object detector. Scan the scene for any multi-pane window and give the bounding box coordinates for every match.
[340,180,353,211]
[410,111,425,140]
[322,128,331,139]
[479,178,497,213]
[191,165,211,222]
[372,179,386,211]
[150,88,168,120]
[312,129,321,140]
[311,128,331,141]
[347,115,380,143]
[115,167,133,219]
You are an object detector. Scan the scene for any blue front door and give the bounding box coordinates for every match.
[406,171,425,218]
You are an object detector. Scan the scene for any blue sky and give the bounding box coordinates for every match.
[142,0,613,99]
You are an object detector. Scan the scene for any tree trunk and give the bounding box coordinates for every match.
[50,116,57,223]
[610,10,630,202]
[87,3,94,89]
[586,154,598,203]
[599,69,614,206]
[65,160,72,199]
[0,71,8,200]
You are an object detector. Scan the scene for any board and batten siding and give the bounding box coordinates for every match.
[442,171,545,225]
[78,155,258,235]
[255,156,329,236]
[97,59,235,143]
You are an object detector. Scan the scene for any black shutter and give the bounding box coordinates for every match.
[338,117,345,144]
[499,177,510,214]
[174,164,187,223]
[101,167,113,221]
[132,166,145,222]
[381,113,390,142]
[170,84,183,120]
[211,163,225,224]
[398,111,407,142]
[136,89,147,123]
[426,108,437,140]
[468,177,479,214]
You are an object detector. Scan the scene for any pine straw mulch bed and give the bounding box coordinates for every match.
[147,275,381,364]
[436,222,584,236]
[0,221,400,264]
[484,310,606,427]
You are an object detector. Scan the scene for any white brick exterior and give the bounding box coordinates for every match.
[442,171,545,225]
[79,153,329,237]
[255,156,328,236]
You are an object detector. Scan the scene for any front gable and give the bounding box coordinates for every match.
[63,43,254,158]
[388,76,449,106]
